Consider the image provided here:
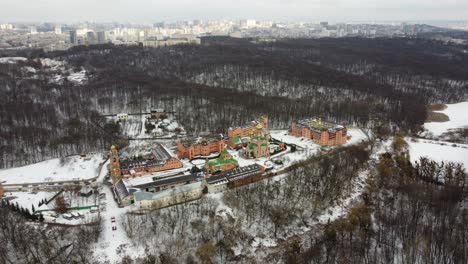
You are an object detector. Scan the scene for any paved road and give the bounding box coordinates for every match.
[93,162,133,263]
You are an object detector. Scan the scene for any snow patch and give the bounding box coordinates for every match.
[408,138,468,169]
[423,101,468,137]
[0,153,105,185]
[0,57,27,64]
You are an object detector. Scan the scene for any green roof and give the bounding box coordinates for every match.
[208,151,238,167]
[231,136,242,145]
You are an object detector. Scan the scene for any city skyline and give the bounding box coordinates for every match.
[1,0,468,23]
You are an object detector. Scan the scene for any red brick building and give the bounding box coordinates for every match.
[0,183,4,198]
[176,138,225,160]
[290,118,347,146]
[228,116,269,138]
[110,144,184,180]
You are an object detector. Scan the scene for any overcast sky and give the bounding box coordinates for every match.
[1,0,468,23]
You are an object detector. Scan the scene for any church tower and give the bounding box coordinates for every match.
[258,116,268,130]
[110,145,122,183]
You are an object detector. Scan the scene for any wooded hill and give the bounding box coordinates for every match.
[1,36,467,168]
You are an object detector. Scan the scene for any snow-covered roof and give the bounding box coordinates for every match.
[134,181,203,202]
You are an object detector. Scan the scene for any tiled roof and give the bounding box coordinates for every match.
[134,181,203,202]
[114,179,130,201]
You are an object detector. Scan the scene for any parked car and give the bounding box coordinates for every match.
[112,223,117,231]
[111,216,116,223]
[62,213,73,220]
[70,212,80,219]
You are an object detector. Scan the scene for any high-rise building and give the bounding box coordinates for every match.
[0,24,13,30]
[97,31,106,44]
[69,30,78,45]
[54,25,62,35]
[30,26,37,34]
[87,31,96,44]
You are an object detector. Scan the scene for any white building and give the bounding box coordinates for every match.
[134,181,204,210]
[117,113,129,121]
[0,24,13,30]
[54,25,62,35]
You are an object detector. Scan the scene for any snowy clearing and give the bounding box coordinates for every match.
[408,138,468,169]
[0,153,105,185]
[423,101,468,137]
[345,128,369,145]
[0,57,27,64]
[2,192,54,212]
[67,70,88,84]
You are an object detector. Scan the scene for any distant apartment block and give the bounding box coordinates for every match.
[69,30,78,45]
[142,34,201,47]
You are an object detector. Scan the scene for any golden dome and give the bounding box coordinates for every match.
[256,124,263,129]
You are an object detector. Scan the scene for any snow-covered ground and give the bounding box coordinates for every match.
[93,181,141,262]
[67,70,88,84]
[3,192,54,212]
[109,113,184,140]
[40,58,65,68]
[0,57,27,64]
[2,190,101,225]
[408,138,468,169]
[345,128,369,145]
[0,153,105,185]
[423,101,468,137]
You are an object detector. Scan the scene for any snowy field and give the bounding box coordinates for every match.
[2,192,54,211]
[423,101,468,137]
[0,57,27,64]
[2,191,100,224]
[345,128,369,145]
[408,138,468,169]
[0,153,105,185]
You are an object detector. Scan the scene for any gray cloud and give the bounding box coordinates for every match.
[1,0,467,23]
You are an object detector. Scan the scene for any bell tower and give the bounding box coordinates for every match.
[110,145,122,183]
